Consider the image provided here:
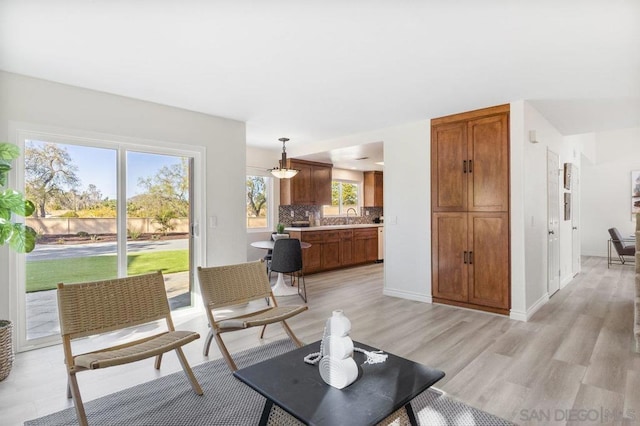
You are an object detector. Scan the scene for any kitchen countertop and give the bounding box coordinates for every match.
[285,224,383,232]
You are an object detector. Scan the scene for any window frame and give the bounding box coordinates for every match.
[323,179,361,217]
[246,169,274,233]
[9,121,206,352]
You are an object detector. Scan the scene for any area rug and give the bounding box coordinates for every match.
[25,340,515,425]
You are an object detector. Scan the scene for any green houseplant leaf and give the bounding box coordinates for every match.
[0,143,20,161]
[0,142,37,253]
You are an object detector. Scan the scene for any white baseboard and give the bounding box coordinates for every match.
[509,310,527,322]
[560,275,573,289]
[383,287,432,303]
[510,293,549,322]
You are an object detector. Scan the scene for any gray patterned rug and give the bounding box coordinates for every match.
[25,339,515,425]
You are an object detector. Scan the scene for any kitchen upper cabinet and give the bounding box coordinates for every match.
[280,159,332,206]
[431,105,509,212]
[431,104,510,315]
[363,171,383,207]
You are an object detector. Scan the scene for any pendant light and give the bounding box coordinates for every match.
[270,137,299,179]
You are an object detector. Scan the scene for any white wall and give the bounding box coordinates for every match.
[511,101,583,320]
[289,102,588,321]
[288,119,432,302]
[509,101,527,319]
[581,127,640,256]
[0,71,247,322]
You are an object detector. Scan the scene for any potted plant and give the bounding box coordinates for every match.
[0,141,37,381]
[273,223,288,241]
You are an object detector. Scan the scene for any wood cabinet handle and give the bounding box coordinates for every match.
[468,160,473,173]
[463,160,467,173]
[463,251,468,264]
[469,251,473,264]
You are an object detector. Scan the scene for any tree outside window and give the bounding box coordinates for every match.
[247,175,271,229]
[323,181,359,216]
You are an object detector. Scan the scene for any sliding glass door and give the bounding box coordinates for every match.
[17,133,198,350]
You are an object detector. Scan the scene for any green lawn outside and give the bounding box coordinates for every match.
[26,250,189,292]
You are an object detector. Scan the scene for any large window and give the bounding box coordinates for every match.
[246,174,272,230]
[323,180,359,216]
[13,127,203,352]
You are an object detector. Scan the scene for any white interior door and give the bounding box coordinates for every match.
[547,150,560,296]
[571,165,581,276]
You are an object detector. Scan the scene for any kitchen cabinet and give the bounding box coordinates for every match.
[353,228,378,264]
[280,159,332,205]
[288,226,379,274]
[363,171,383,207]
[431,105,509,212]
[430,104,510,315]
[340,230,355,266]
[431,212,509,312]
[322,231,342,270]
[300,231,323,274]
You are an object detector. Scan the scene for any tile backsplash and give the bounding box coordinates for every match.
[278,205,383,227]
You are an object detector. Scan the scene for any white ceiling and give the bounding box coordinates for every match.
[1,0,639,167]
[296,141,384,172]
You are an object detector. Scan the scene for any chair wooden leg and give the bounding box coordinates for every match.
[68,371,89,426]
[66,379,72,399]
[214,332,239,371]
[203,329,214,356]
[174,347,204,395]
[154,353,163,369]
[260,324,268,338]
[281,320,304,348]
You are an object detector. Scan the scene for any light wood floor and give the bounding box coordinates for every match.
[1,256,639,425]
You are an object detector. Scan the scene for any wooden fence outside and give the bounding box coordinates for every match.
[26,217,190,235]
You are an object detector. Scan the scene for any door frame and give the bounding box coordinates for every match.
[571,165,581,277]
[547,149,561,296]
[8,122,206,352]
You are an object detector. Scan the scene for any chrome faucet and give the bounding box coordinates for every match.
[346,207,357,224]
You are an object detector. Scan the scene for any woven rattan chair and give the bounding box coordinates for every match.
[197,260,307,371]
[56,271,203,426]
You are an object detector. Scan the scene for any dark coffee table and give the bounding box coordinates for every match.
[233,340,445,426]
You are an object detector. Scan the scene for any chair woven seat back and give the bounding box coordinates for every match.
[196,260,307,370]
[56,271,203,426]
[57,271,170,340]
[270,238,303,274]
[197,260,271,309]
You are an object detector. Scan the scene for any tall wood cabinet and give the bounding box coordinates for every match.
[280,159,332,205]
[363,171,383,207]
[431,104,510,315]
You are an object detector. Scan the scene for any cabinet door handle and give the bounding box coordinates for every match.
[468,160,473,173]
[463,251,468,264]
[463,160,467,173]
[469,251,473,264]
